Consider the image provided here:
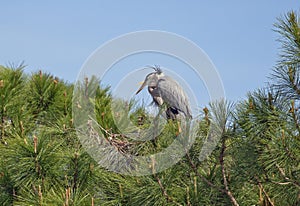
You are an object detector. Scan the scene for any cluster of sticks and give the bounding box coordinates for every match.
[86,118,133,155]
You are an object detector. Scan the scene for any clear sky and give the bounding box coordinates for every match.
[1,1,299,107]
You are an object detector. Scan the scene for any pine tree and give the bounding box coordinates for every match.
[234,11,300,206]
[1,9,300,206]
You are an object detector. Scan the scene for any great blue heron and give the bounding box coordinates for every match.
[135,66,192,121]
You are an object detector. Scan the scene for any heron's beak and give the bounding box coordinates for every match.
[135,81,147,94]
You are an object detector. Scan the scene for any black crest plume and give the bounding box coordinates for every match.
[147,65,162,74]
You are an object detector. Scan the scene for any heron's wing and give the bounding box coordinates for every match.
[157,76,192,118]
[148,87,163,106]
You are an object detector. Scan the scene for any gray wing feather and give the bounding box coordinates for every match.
[157,76,192,118]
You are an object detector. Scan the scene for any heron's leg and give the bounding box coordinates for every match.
[154,111,160,138]
[152,107,164,140]
[175,120,182,136]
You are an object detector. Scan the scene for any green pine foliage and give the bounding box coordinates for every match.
[1,10,300,206]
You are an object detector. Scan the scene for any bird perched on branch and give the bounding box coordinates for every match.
[135,66,192,121]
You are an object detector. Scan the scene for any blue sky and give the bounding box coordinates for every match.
[1,1,299,107]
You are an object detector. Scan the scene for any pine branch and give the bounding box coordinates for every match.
[151,157,182,206]
[219,136,239,206]
[73,152,79,192]
[256,178,275,206]
[276,164,300,189]
[185,151,226,193]
[289,100,300,136]
[1,103,5,143]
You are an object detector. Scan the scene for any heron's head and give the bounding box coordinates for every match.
[135,66,164,94]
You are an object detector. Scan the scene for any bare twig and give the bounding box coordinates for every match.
[151,157,182,206]
[289,100,300,139]
[257,180,275,206]
[185,152,226,193]
[87,116,133,154]
[276,164,300,189]
[219,137,239,206]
